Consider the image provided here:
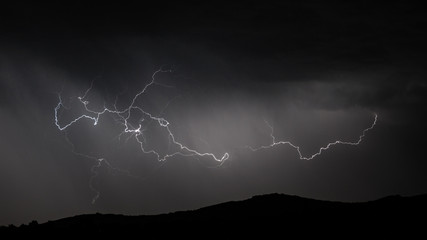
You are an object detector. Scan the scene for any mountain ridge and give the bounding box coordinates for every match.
[2,193,426,236]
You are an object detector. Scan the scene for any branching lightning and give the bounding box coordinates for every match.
[55,69,229,162]
[54,68,229,203]
[247,113,377,160]
[54,67,377,203]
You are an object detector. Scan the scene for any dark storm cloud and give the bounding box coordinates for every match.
[1,2,427,226]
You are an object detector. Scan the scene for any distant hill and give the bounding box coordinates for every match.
[2,193,426,236]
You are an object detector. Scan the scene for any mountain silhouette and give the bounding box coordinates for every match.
[2,193,426,236]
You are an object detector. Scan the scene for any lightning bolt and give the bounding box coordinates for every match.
[247,113,377,160]
[54,67,377,203]
[55,68,229,162]
[54,68,229,203]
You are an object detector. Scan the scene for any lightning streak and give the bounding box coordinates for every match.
[248,113,377,160]
[55,68,229,163]
[54,67,377,202]
[55,69,230,202]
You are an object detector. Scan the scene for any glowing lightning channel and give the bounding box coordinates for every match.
[54,67,377,203]
[54,68,229,163]
[55,68,229,203]
[248,113,378,160]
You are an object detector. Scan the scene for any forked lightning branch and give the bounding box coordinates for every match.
[54,68,377,203]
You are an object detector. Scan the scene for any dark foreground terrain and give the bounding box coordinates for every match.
[2,193,426,236]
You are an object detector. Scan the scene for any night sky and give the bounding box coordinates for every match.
[1,2,427,225]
